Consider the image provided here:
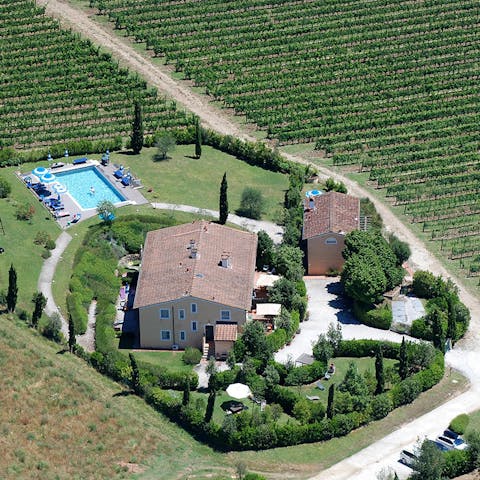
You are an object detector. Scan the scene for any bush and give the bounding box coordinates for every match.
[266,328,287,352]
[449,414,470,435]
[244,474,267,480]
[337,339,400,359]
[237,187,265,220]
[16,203,35,221]
[369,393,393,420]
[182,347,202,365]
[41,249,52,259]
[45,238,56,250]
[410,317,432,340]
[442,449,472,478]
[42,313,63,343]
[412,270,438,298]
[353,302,392,330]
[390,376,422,408]
[0,177,11,198]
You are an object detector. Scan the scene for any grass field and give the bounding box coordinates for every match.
[87,145,288,222]
[0,168,60,311]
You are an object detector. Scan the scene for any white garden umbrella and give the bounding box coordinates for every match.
[226,383,252,400]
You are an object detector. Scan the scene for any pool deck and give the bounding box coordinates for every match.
[18,159,149,229]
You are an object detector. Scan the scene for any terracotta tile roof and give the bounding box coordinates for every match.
[302,191,360,240]
[214,323,238,342]
[133,221,257,310]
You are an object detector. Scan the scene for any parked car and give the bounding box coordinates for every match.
[400,449,418,467]
[436,435,468,451]
[426,438,450,452]
[443,429,466,448]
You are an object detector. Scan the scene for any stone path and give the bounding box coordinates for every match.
[37,231,72,338]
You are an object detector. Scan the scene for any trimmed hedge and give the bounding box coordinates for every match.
[449,414,470,435]
[353,301,392,330]
[337,339,400,359]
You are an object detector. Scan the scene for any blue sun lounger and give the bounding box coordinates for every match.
[114,166,124,179]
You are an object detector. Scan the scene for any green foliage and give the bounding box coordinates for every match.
[324,177,347,193]
[219,172,228,225]
[0,176,11,198]
[154,131,177,160]
[360,198,383,231]
[410,439,445,480]
[442,449,472,479]
[369,393,393,420]
[42,313,63,343]
[337,339,400,359]
[130,100,144,154]
[194,117,202,159]
[375,346,385,394]
[327,383,335,419]
[16,202,35,221]
[237,187,265,220]
[244,473,267,480]
[352,301,392,330]
[388,234,411,265]
[97,200,116,224]
[266,328,287,353]
[326,322,343,355]
[399,337,408,380]
[273,244,304,282]
[412,270,439,299]
[241,321,272,366]
[256,230,274,269]
[7,264,18,313]
[312,334,333,364]
[449,414,469,435]
[430,306,446,351]
[182,347,202,365]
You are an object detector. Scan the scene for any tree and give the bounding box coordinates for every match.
[241,320,272,366]
[447,295,457,343]
[410,439,445,480]
[43,313,62,342]
[219,172,228,224]
[312,333,333,364]
[182,376,190,406]
[430,307,445,351]
[292,398,311,425]
[68,314,76,353]
[97,200,116,224]
[204,390,215,423]
[237,187,265,220]
[256,230,274,270]
[376,466,398,480]
[31,292,47,328]
[399,336,408,380]
[130,100,144,154]
[268,277,297,310]
[0,176,11,198]
[274,244,304,282]
[375,346,385,394]
[129,353,141,395]
[194,117,202,158]
[388,234,411,265]
[263,364,280,390]
[154,132,176,160]
[6,264,18,313]
[327,383,335,419]
[326,322,343,355]
[324,177,347,194]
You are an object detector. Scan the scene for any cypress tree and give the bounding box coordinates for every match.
[129,353,140,395]
[68,314,76,353]
[7,264,18,313]
[219,172,229,225]
[182,377,190,406]
[204,390,215,423]
[195,117,202,158]
[130,100,144,154]
[447,296,457,344]
[431,308,445,351]
[327,383,335,419]
[375,346,385,394]
[31,292,46,328]
[399,336,408,380]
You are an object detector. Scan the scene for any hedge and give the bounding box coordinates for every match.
[353,301,392,330]
[449,414,470,435]
[336,339,400,359]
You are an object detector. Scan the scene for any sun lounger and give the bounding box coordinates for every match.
[316,381,325,391]
[54,210,71,219]
[114,167,124,179]
[51,162,65,169]
[71,213,81,223]
[73,157,87,165]
[306,395,320,401]
[121,175,131,186]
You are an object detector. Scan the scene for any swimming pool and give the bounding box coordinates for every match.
[54,166,126,210]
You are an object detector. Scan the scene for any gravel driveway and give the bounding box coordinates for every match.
[275,277,417,364]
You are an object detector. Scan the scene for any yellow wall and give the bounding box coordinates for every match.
[138,296,246,350]
[306,232,346,275]
[214,340,234,359]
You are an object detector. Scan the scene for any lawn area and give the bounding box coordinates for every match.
[128,350,193,374]
[88,145,288,222]
[0,166,60,311]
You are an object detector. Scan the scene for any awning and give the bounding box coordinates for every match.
[256,303,281,316]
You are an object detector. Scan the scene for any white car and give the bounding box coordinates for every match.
[436,435,468,451]
[399,449,418,467]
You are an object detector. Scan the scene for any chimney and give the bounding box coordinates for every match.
[309,197,315,210]
[220,252,230,268]
[190,247,198,259]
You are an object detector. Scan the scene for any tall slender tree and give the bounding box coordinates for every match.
[204,390,215,423]
[194,117,202,159]
[375,346,385,394]
[68,314,76,353]
[431,308,445,351]
[327,383,335,419]
[219,172,229,224]
[6,264,18,313]
[182,377,191,406]
[129,353,141,394]
[31,292,47,328]
[130,100,144,154]
[399,336,408,380]
[447,296,457,345]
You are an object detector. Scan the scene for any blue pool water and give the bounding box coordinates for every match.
[54,166,126,210]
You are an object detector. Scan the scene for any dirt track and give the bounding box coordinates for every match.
[34,0,480,477]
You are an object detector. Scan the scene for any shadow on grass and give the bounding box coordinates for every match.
[56,348,69,355]
[113,390,134,398]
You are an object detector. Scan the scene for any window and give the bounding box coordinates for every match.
[191,303,197,314]
[159,308,170,319]
[325,237,338,245]
[179,331,186,341]
[220,310,231,321]
[178,309,185,320]
[160,330,171,341]
[191,321,197,332]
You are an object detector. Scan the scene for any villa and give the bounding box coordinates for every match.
[302,191,360,275]
[133,220,257,357]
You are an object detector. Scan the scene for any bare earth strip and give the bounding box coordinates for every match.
[35,1,480,478]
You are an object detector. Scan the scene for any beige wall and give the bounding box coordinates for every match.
[138,295,246,350]
[214,340,234,359]
[306,232,346,275]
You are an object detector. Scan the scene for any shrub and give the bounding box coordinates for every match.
[266,328,287,352]
[16,203,35,221]
[237,187,265,220]
[42,313,63,343]
[45,238,56,250]
[337,339,400,359]
[266,385,299,415]
[34,231,50,245]
[412,270,438,298]
[182,347,202,365]
[442,449,472,478]
[410,318,432,340]
[41,249,52,259]
[244,474,267,480]
[449,414,470,435]
[66,293,88,334]
[0,177,11,198]
[390,376,422,408]
[369,393,393,420]
[352,302,392,330]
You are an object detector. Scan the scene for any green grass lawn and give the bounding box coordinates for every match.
[129,350,193,374]
[0,166,60,311]
[88,145,288,222]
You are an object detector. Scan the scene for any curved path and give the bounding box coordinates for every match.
[76,300,97,352]
[35,1,480,478]
[152,202,284,243]
[37,231,72,338]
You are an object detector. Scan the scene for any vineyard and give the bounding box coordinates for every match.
[88,0,480,283]
[0,0,192,149]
